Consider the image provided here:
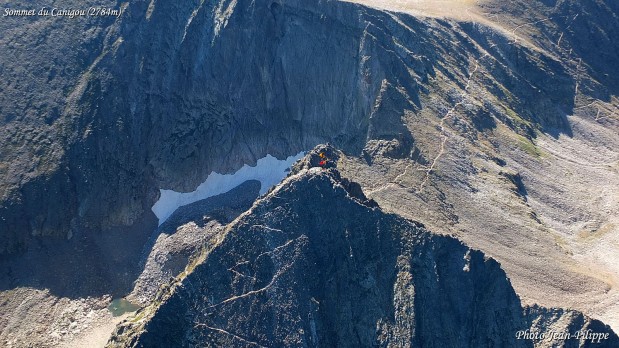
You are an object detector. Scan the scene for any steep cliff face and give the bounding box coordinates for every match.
[0,0,118,255]
[0,0,583,255]
[106,150,618,347]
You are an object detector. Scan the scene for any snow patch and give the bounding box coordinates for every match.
[152,152,305,225]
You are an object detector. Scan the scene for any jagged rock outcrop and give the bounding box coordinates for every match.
[106,148,618,347]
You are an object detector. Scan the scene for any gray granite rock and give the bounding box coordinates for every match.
[107,148,618,347]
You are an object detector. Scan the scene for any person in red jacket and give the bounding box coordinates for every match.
[318,152,327,167]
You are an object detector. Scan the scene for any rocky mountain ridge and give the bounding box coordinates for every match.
[107,147,618,347]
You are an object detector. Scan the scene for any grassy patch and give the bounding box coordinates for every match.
[130,311,145,323]
[504,105,533,130]
[516,135,544,158]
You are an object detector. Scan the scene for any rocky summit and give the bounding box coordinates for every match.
[1,0,618,346]
[107,147,617,348]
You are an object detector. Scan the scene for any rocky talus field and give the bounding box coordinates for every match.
[0,0,618,347]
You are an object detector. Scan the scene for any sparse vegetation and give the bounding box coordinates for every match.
[516,134,545,158]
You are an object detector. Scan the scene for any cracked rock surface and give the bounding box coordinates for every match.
[107,150,618,347]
